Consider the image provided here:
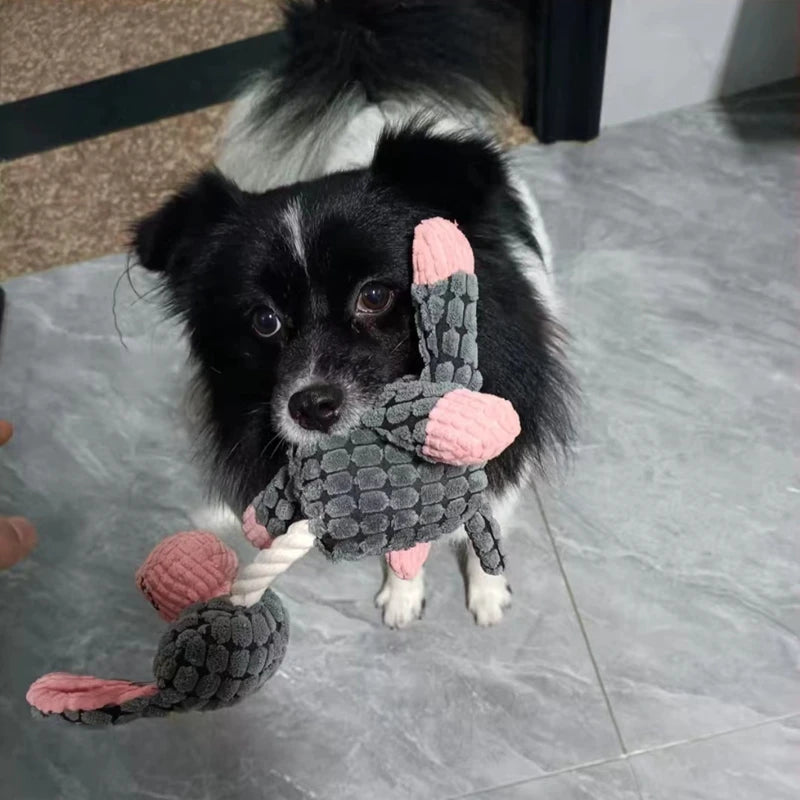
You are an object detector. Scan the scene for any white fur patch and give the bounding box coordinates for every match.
[217,77,483,191]
[218,79,370,191]
[507,172,561,319]
[281,199,307,270]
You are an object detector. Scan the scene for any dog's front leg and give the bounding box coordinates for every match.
[375,558,426,629]
[461,485,520,626]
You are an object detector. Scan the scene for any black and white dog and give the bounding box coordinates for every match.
[133,0,575,628]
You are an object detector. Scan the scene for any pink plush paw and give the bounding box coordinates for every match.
[412,218,474,284]
[135,531,238,621]
[26,673,158,714]
[242,504,274,550]
[386,541,431,580]
[422,389,521,466]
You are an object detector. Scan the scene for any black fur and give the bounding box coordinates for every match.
[133,124,575,513]
[259,0,524,132]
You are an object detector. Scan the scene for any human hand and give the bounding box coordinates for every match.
[0,421,37,569]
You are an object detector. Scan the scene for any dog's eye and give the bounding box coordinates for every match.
[356,283,395,315]
[251,306,282,338]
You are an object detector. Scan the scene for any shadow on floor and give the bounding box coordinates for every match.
[718,77,800,143]
[716,0,799,142]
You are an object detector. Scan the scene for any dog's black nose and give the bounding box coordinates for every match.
[288,384,344,432]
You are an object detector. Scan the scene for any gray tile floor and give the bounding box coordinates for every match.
[1,80,798,799]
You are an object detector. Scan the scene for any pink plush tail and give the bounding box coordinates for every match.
[26,672,158,714]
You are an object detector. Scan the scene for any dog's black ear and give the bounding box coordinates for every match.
[132,170,242,274]
[370,122,508,224]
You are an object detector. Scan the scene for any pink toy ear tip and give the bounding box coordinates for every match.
[412,217,474,283]
[136,531,238,621]
[414,216,461,232]
[414,216,456,232]
[415,217,468,239]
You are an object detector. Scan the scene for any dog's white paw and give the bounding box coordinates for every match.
[375,575,425,629]
[468,575,511,626]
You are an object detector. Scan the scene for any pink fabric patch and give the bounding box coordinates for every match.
[412,218,474,285]
[386,542,431,580]
[242,504,274,550]
[135,531,238,621]
[423,389,521,466]
[26,673,158,714]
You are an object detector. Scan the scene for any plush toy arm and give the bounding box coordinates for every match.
[242,466,302,549]
[465,502,506,575]
[421,388,521,465]
[365,381,520,467]
[412,218,482,391]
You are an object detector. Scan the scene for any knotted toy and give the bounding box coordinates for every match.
[239,218,519,588]
[26,219,520,725]
[27,531,289,724]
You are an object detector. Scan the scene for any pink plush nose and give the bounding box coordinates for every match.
[135,531,238,621]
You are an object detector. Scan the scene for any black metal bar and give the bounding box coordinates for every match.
[0,30,286,160]
[523,0,612,143]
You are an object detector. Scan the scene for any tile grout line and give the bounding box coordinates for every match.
[443,754,635,800]
[531,483,631,756]
[442,710,800,800]
[623,710,800,757]
[528,489,800,797]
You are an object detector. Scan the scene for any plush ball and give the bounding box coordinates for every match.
[136,532,238,622]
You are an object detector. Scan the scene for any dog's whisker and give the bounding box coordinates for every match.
[257,431,285,462]
[267,435,288,461]
[389,334,411,355]
[224,440,243,463]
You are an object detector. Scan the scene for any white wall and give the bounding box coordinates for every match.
[601,0,799,127]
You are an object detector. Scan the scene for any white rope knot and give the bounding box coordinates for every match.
[229,520,315,607]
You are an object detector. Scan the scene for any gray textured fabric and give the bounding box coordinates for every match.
[34,592,289,726]
[414,273,482,390]
[252,271,505,574]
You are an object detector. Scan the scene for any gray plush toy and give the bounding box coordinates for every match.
[241,217,521,578]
